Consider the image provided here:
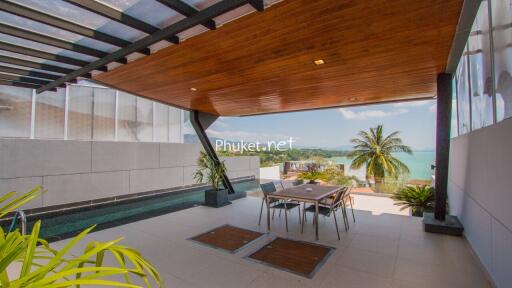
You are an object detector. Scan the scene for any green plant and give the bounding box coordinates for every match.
[348,125,412,192]
[392,185,434,216]
[298,171,326,183]
[0,186,162,287]
[194,151,227,191]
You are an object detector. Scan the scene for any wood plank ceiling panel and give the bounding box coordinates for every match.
[94,0,463,116]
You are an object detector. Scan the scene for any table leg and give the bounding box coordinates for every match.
[267,197,271,231]
[315,201,319,240]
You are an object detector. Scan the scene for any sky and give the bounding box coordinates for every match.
[205,99,437,151]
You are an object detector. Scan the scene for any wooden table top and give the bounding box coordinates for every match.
[269,184,341,201]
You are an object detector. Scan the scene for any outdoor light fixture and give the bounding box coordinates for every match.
[190,87,197,91]
[313,59,325,65]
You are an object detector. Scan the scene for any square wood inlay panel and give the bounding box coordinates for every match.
[246,237,335,278]
[189,225,264,253]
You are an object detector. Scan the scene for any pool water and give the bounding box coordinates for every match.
[3,179,261,242]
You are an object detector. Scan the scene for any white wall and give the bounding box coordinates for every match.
[0,139,259,209]
[259,166,281,180]
[448,118,512,287]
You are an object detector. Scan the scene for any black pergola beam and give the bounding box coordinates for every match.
[0,1,150,56]
[0,42,108,71]
[0,55,92,77]
[156,0,217,30]
[0,72,50,85]
[0,79,39,89]
[0,65,61,80]
[37,0,262,93]
[0,23,127,64]
[64,0,180,45]
[249,0,265,11]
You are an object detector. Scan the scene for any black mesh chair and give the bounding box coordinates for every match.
[258,181,300,232]
[302,186,349,240]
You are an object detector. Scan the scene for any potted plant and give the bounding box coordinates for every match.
[298,171,325,184]
[194,151,230,207]
[391,185,434,217]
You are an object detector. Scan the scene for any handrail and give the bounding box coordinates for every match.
[8,210,27,235]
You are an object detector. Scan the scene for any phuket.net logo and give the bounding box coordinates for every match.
[215,137,296,153]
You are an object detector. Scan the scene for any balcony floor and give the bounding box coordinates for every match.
[54,194,491,288]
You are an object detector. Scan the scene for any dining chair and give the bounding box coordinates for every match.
[258,181,300,232]
[276,181,302,225]
[302,186,349,240]
[343,187,356,223]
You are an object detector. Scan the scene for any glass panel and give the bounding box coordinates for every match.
[456,51,471,134]
[468,1,494,130]
[117,91,137,142]
[68,86,93,140]
[35,89,65,139]
[169,106,182,143]
[154,102,169,142]
[492,0,512,121]
[451,77,458,138]
[136,98,153,142]
[93,88,116,141]
[0,86,32,138]
[182,111,197,144]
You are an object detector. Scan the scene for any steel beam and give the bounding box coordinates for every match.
[190,110,235,194]
[0,65,60,80]
[0,72,50,85]
[64,0,180,44]
[249,0,265,11]
[434,73,452,221]
[156,0,216,30]
[37,0,261,93]
[0,79,39,89]
[0,1,150,55]
[0,42,108,71]
[0,23,127,64]
[0,55,91,77]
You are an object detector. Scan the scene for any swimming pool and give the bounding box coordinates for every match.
[2,178,262,242]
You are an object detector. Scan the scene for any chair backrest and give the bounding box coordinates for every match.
[330,186,349,212]
[260,182,277,197]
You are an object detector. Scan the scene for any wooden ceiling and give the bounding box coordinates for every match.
[94,0,463,116]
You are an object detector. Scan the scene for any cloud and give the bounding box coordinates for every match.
[338,108,408,120]
[429,104,436,112]
[393,100,432,107]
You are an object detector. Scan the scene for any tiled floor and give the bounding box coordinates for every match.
[53,194,492,288]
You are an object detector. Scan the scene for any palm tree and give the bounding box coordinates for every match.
[348,125,412,192]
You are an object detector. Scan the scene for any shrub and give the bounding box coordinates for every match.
[392,185,434,216]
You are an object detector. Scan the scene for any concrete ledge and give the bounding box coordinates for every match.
[423,212,464,236]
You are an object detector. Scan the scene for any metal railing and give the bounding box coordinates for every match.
[8,210,27,235]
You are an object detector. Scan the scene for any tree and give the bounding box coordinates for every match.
[348,125,412,192]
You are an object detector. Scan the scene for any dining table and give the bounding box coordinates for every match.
[266,183,342,240]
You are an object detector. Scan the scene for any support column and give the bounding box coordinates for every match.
[434,73,452,221]
[190,110,235,194]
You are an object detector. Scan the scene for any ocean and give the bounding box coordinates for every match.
[327,151,435,181]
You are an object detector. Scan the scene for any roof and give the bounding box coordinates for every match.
[94,0,464,116]
[0,0,268,91]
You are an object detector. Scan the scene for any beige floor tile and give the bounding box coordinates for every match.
[337,246,396,278]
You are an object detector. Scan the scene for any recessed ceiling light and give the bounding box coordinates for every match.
[313,59,325,65]
[349,97,357,101]
[190,87,197,91]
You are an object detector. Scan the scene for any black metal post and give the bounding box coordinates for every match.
[190,110,235,194]
[434,73,452,221]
